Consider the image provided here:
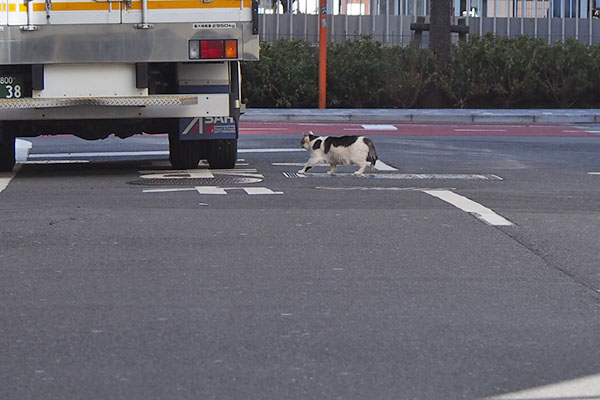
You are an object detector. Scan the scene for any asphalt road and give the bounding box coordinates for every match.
[1,121,600,400]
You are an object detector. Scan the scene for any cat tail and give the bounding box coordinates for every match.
[365,138,378,162]
[364,138,378,174]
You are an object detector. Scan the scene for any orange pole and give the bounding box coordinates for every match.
[318,0,327,109]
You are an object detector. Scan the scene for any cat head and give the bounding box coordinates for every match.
[300,131,318,150]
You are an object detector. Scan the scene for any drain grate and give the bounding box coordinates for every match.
[129,176,262,186]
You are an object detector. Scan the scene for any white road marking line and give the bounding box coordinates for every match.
[316,186,433,191]
[239,148,304,153]
[0,164,22,194]
[423,189,514,226]
[143,187,196,193]
[274,162,326,167]
[285,172,501,180]
[243,187,284,195]
[484,373,600,400]
[361,124,398,130]
[589,172,600,175]
[453,128,507,132]
[297,123,338,126]
[380,173,499,180]
[344,125,398,131]
[273,160,398,171]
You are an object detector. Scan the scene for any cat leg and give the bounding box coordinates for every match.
[298,157,320,174]
[353,162,368,176]
[370,161,376,174]
[327,164,337,175]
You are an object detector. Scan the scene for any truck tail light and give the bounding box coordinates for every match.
[188,40,238,60]
[224,40,238,58]
[201,40,225,59]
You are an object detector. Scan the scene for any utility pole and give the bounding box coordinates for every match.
[318,0,327,109]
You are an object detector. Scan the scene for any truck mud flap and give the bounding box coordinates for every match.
[178,116,238,141]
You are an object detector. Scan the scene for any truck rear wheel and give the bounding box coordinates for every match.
[207,139,237,169]
[0,129,16,172]
[168,131,204,170]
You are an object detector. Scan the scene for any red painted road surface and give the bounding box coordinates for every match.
[239,121,598,137]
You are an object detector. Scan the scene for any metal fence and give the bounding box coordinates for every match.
[258,0,600,45]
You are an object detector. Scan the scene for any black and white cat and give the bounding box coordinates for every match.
[298,132,378,176]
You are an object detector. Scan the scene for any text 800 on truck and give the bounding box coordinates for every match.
[0,0,259,171]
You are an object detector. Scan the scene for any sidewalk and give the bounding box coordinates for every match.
[242,108,600,124]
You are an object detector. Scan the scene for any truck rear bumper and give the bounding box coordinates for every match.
[0,94,228,120]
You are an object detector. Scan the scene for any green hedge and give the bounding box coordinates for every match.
[241,35,600,108]
[241,39,317,107]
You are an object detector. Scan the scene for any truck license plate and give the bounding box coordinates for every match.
[0,75,24,99]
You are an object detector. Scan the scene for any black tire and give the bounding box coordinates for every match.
[207,139,237,169]
[0,128,15,172]
[168,130,204,170]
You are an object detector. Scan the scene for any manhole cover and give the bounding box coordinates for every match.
[129,176,262,186]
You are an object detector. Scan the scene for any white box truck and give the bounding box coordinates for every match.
[0,0,259,171]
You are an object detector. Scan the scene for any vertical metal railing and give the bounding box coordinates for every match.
[257,0,600,44]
